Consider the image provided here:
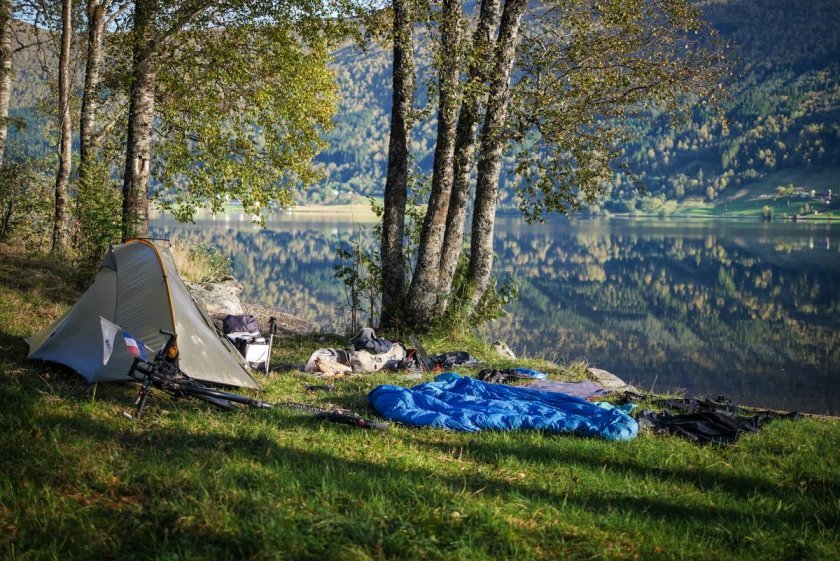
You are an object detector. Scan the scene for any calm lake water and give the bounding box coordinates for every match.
[151,214,840,415]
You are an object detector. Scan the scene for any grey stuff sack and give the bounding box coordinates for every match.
[223,314,261,337]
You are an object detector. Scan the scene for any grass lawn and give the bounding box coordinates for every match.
[1,246,838,560]
[610,167,840,221]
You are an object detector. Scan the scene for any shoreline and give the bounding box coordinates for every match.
[152,204,839,223]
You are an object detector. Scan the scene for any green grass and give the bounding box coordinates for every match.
[626,166,840,221]
[1,245,838,560]
[666,196,840,221]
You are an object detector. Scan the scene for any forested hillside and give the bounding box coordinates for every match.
[6,20,52,160]
[312,0,840,210]
[612,0,840,212]
[8,0,840,211]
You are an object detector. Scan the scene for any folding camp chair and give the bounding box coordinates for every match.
[223,315,277,373]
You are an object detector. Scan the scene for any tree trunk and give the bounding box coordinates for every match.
[379,0,415,327]
[51,0,73,255]
[437,0,501,310]
[404,0,462,327]
[122,0,157,240]
[79,0,107,185]
[466,0,527,307]
[0,0,13,167]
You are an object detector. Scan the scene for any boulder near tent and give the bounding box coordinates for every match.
[26,239,260,389]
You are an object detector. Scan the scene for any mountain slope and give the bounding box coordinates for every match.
[314,0,840,210]
[7,1,840,211]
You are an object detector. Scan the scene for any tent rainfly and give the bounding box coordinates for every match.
[26,239,260,389]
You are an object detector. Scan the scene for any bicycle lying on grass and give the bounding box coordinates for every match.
[124,330,388,430]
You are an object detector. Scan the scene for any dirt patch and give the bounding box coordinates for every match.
[208,301,312,336]
[242,302,313,335]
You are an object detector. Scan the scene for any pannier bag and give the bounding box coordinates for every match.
[223,314,260,338]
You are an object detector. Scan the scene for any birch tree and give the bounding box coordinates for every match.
[461,0,526,309]
[78,0,110,186]
[153,16,338,223]
[437,0,500,310]
[403,0,463,324]
[120,0,347,240]
[380,0,416,326]
[0,0,11,166]
[382,0,726,330]
[50,0,72,255]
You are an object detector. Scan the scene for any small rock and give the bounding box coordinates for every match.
[242,302,312,335]
[186,279,312,336]
[587,367,637,392]
[186,279,244,316]
[492,340,517,359]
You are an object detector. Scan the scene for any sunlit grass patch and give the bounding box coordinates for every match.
[170,241,233,283]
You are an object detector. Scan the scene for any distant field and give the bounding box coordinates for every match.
[292,202,379,220]
[652,167,840,221]
[148,171,840,224]
[149,199,381,223]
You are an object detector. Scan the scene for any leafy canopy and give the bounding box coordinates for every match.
[154,20,338,222]
[510,0,727,221]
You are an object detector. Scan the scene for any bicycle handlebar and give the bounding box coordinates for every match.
[279,401,389,430]
[316,410,390,430]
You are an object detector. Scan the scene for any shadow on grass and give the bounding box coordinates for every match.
[3,376,835,561]
[0,328,30,363]
[0,247,81,304]
[411,431,840,525]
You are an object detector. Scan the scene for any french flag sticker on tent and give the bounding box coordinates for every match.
[123,332,147,361]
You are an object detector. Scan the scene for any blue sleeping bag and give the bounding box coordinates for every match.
[369,373,638,441]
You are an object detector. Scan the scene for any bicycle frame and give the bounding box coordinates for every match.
[125,330,388,430]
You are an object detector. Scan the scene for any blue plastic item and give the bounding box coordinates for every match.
[512,368,547,380]
[369,373,638,441]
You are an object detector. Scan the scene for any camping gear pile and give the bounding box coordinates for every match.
[634,396,801,445]
[24,239,801,443]
[428,351,482,369]
[304,328,418,375]
[304,330,489,376]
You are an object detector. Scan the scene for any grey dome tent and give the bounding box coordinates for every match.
[26,239,260,389]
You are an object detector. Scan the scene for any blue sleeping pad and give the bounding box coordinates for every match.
[369,373,638,441]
